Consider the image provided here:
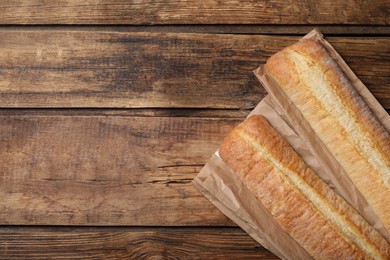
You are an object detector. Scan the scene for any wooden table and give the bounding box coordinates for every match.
[0,1,389,258]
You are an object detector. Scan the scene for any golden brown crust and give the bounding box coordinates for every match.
[264,37,390,232]
[219,115,390,259]
[290,39,390,169]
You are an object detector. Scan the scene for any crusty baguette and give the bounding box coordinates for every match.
[263,38,390,234]
[219,115,390,259]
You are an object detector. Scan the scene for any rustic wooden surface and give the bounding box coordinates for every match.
[0,114,238,225]
[1,32,389,109]
[0,227,275,259]
[1,0,389,25]
[0,1,389,259]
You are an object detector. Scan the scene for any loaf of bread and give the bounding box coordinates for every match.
[263,38,390,234]
[219,115,389,259]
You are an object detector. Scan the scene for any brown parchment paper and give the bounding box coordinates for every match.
[254,29,390,242]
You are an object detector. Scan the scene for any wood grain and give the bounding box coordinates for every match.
[1,31,389,109]
[0,0,388,25]
[0,113,242,225]
[0,227,276,259]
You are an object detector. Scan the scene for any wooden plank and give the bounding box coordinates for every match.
[0,227,276,259]
[0,31,389,109]
[0,113,242,225]
[0,0,388,25]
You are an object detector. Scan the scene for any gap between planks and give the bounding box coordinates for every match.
[0,25,389,36]
[0,108,251,118]
[0,107,388,118]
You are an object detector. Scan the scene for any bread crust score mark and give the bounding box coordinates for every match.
[219,115,390,259]
[264,38,390,232]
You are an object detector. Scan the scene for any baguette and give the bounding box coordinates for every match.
[263,38,390,233]
[219,115,390,259]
